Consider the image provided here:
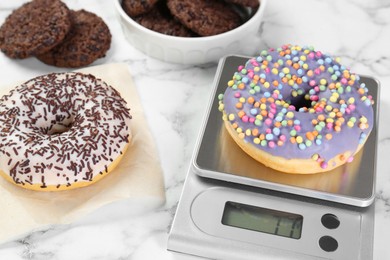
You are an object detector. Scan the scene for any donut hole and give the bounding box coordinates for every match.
[47,123,73,135]
[45,116,75,135]
[291,94,312,111]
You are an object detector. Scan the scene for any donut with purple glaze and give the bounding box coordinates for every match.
[218,45,374,174]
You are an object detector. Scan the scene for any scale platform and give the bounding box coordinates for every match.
[168,56,379,260]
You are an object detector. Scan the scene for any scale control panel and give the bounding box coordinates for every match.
[190,187,367,259]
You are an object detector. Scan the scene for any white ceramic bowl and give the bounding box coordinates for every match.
[114,0,267,65]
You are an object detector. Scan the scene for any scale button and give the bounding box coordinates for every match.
[321,213,340,229]
[319,236,338,252]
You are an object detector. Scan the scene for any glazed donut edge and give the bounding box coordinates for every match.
[0,141,130,191]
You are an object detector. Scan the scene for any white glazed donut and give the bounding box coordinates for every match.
[0,72,132,191]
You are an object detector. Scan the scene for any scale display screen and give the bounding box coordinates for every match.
[221,201,303,239]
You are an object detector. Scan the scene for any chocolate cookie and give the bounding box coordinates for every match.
[225,0,259,8]
[122,0,159,17]
[166,0,242,36]
[0,0,71,59]
[36,10,111,68]
[134,2,196,37]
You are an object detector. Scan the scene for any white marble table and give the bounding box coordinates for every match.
[0,0,389,259]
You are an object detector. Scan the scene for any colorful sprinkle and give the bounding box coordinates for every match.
[320,161,328,169]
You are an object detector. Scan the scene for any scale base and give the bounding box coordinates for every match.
[168,166,375,260]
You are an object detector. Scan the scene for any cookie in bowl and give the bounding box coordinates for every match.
[114,0,267,64]
[166,0,243,37]
[131,1,196,37]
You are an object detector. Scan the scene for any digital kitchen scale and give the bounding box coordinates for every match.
[168,56,379,260]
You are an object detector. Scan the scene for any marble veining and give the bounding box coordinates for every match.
[0,0,389,259]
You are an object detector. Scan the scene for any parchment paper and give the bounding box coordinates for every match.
[0,63,165,244]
